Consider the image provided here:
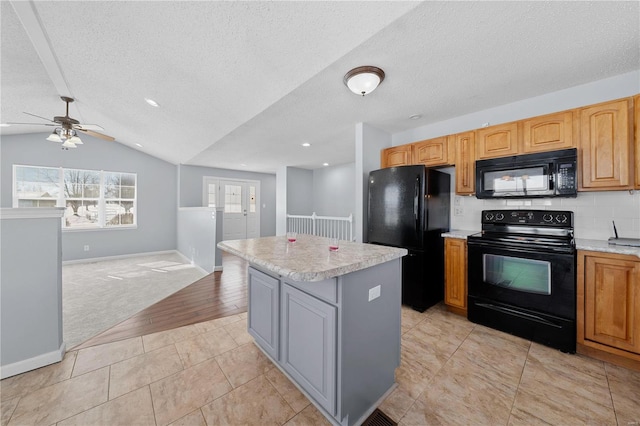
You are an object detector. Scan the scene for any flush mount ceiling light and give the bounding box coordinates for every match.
[343,66,385,96]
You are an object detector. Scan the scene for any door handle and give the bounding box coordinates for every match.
[414,176,420,233]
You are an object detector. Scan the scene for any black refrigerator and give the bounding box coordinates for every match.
[367,166,450,312]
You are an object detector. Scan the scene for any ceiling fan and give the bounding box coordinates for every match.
[7,96,115,146]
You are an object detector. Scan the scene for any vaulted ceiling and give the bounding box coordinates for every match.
[2,1,638,173]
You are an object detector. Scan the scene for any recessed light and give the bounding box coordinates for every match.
[144,98,159,107]
[409,114,422,120]
[135,143,143,147]
[323,163,329,167]
[302,143,311,147]
[0,123,10,127]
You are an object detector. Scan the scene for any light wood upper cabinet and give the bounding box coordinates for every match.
[444,238,467,315]
[413,137,452,167]
[381,145,412,168]
[578,251,640,357]
[522,111,576,153]
[476,122,519,160]
[451,132,476,195]
[635,94,640,189]
[579,99,633,190]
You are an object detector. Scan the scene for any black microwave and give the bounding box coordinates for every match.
[475,148,577,199]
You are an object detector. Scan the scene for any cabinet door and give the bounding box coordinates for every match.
[444,238,467,313]
[413,137,451,166]
[584,255,640,354]
[579,99,633,189]
[381,145,412,168]
[476,122,519,159]
[522,111,575,153]
[452,132,475,195]
[247,267,279,360]
[281,283,337,415]
[635,94,639,189]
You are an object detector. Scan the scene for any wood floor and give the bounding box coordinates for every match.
[73,253,248,350]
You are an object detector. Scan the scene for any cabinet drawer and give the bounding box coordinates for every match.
[284,277,338,304]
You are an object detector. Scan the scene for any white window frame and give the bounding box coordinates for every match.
[13,164,137,231]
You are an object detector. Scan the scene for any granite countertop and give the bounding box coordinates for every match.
[441,230,478,239]
[218,235,408,282]
[576,238,640,258]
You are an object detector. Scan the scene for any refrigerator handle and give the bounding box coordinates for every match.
[414,175,420,233]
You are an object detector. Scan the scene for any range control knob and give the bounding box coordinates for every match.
[495,213,505,221]
[543,214,553,222]
[556,214,567,223]
[485,212,494,221]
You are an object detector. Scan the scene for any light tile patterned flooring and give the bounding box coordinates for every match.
[2,304,639,425]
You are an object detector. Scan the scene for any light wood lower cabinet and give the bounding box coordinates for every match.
[444,238,467,315]
[577,250,640,366]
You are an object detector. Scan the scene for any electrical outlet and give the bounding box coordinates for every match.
[368,285,381,301]
[83,245,90,251]
[454,207,464,216]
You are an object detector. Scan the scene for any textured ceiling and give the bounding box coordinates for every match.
[1,1,639,173]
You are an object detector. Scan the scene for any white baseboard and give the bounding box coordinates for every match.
[62,250,178,265]
[1,342,66,379]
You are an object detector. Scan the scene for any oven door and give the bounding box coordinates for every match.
[467,240,575,320]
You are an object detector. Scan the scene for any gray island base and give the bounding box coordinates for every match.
[218,235,407,426]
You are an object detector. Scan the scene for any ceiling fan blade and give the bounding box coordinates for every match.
[75,123,105,131]
[5,121,56,126]
[77,128,115,142]
[23,112,56,123]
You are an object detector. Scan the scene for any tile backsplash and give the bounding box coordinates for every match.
[451,190,640,240]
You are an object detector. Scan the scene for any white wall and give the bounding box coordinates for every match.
[390,71,640,240]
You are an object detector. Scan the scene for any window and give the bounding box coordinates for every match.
[224,184,243,213]
[13,165,137,230]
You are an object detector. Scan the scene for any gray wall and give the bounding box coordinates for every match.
[1,133,178,261]
[312,163,355,217]
[1,209,63,375]
[356,123,392,242]
[177,207,217,273]
[178,164,276,237]
[286,167,314,215]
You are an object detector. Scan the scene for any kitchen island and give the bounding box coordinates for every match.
[218,235,407,426]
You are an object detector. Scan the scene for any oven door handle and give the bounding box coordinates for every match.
[475,302,563,329]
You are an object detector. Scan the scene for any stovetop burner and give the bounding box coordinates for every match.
[468,210,575,253]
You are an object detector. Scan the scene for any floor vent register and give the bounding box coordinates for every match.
[362,408,397,426]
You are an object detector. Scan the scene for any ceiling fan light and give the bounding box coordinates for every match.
[46,131,63,143]
[68,135,83,145]
[61,139,77,148]
[344,66,385,96]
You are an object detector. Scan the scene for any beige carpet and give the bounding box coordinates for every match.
[62,252,207,349]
